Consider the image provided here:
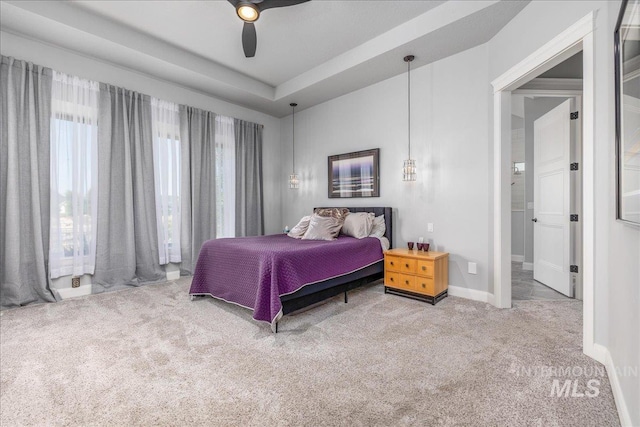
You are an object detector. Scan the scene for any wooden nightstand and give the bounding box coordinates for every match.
[384,248,449,305]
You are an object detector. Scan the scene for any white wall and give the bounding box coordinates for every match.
[0,31,283,237]
[510,211,524,258]
[280,44,491,294]
[489,1,639,424]
[605,2,640,425]
[511,114,525,258]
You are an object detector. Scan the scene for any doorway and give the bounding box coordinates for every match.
[510,94,580,301]
[491,12,601,361]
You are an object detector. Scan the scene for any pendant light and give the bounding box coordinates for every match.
[289,102,299,189]
[403,55,416,181]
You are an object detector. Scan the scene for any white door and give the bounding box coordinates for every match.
[533,99,573,297]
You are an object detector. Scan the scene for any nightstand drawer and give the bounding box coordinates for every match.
[395,273,415,292]
[416,260,434,278]
[415,277,435,295]
[399,258,416,274]
[385,256,402,273]
[384,271,400,287]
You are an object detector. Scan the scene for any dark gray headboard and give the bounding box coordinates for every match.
[314,207,393,249]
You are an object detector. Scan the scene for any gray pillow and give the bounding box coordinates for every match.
[369,214,386,238]
[341,212,375,239]
[287,215,311,239]
[302,214,344,241]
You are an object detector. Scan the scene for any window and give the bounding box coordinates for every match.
[49,71,99,278]
[215,115,235,238]
[151,98,181,264]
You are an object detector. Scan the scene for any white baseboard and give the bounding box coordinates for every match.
[511,255,524,262]
[598,344,634,426]
[522,262,533,271]
[587,343,607,364]
[56,284,92,300]
[166,270,181,281]
[448,285,495,305]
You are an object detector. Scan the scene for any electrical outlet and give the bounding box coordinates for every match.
[427,223,434,232]
[468,262,477,275]
[71,277,80,288]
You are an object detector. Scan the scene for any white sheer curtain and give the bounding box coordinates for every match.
[49,71,99,278]
[215,115,236,238]
[151,98,181,265]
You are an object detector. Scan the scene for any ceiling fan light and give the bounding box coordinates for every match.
[237,3,259,22]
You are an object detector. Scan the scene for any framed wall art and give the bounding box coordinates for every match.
[328,148,380,198]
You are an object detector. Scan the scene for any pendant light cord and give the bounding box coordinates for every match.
[407,58,411,160]
[290,103,297,173]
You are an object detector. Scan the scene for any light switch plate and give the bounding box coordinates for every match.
[427,223,434,232]
[468,262,477,275]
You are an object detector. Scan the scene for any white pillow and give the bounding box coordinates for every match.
[302,214,344,241]
[287,215,311,239]
[369,214,386,238]
[341,212,375,239]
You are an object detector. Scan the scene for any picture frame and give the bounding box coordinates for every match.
[328,148,380,198]
[615,0,640,225]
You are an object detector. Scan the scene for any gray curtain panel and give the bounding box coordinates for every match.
[179,106,218,275]
[92,84,164,291]
[234,119,264,237]
[0,56,56,308]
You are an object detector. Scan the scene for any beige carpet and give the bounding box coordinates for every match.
[0,278,619,426]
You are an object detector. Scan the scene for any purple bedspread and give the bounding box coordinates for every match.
[189,234,384,325]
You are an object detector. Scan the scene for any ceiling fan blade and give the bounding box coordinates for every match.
[242,22,257,58]
[259,0,310,11]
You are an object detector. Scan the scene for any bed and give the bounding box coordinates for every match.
[189,207,393,331]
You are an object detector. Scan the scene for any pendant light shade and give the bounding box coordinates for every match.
[289,102,299,189]
[289,174,299,189]
[403,159,416,181]
[403,55,416,182]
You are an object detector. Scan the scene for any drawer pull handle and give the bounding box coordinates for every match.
[390,277,394,282]
[390,262,394,265]
[405,264,409,268]
[422,283,426,288]
[405,280,409,285]
[422,266,426,271]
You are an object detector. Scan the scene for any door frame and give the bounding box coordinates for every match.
[491,12,602,362]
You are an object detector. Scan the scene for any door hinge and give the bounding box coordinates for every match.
[570,265,579,273]
[570,214,579,222]
[570,111,579,120]
[570,162,579,171]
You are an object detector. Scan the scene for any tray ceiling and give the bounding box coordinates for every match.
[0,0,529,117]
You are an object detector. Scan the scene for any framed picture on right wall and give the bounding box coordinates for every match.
[615,0,640,225]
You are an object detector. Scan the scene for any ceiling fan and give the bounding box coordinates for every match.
[228,0,310,58]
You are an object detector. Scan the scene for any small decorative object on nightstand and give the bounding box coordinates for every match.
[384,248,449,305]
